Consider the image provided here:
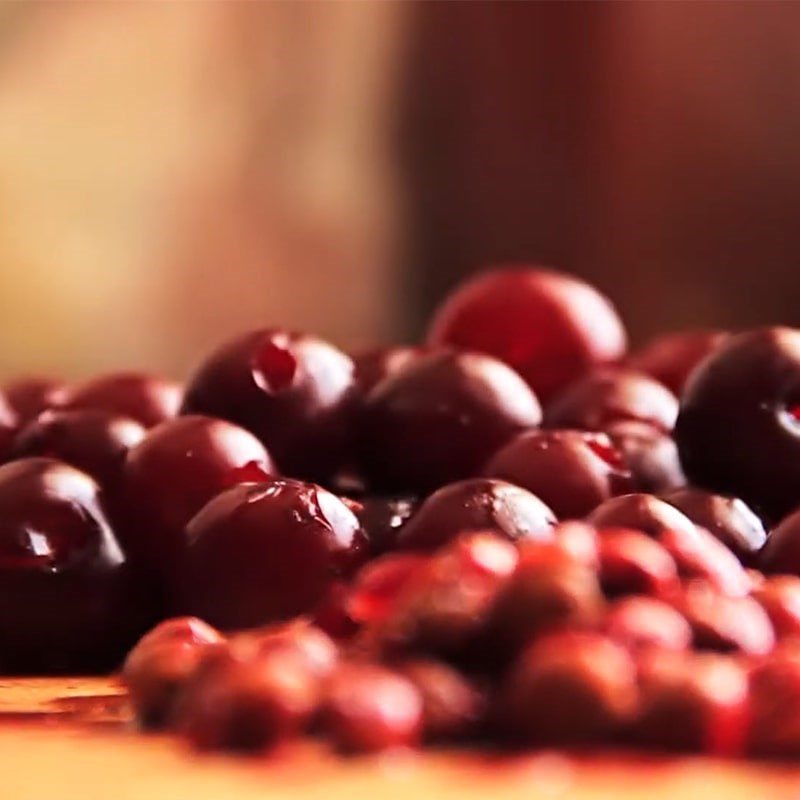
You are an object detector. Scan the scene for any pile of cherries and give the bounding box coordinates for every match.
[8,267,800,757]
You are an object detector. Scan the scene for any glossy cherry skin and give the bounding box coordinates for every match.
[123,617,225,727]
[352,495,418,554]
[606,421,686,494]
[634,649,749,755]
[119,415,277,577]
[752,576,800,640]
[3,376,65,425]
[426,267,627,402]
[587,493,697,539]
[396,479,556,552]
[322,663,423,752]
[604,597,691,652]
[484,429,633,519]
[497,631,637,744]
[0,458,137,670]
[544,368,678,433]
[749,645,800,757]
[352,346,427,396]
[673,580,775,655]
[182,329,356,482]
[12,409,146,489]
[358,350,541,494]
[628,330,727,396]
[177,480,367,630]
[662,487,767,563]
[59,372,181,428]
[675,327,800,521]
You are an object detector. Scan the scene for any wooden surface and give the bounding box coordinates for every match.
[2,678,800,800]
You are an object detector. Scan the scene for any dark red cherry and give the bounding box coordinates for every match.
[322,663,423,752]
[606,421,686,493]
[544,368,678,433]
[760,506,800,577]
[3,376,65,425]
[628,330,727,396]
[119,415,277,577]
[675,327,800,521]
[396,478,556,552]
[426,267,627,402]
[634,649,748,755]
[60,372,181,428]
[358,350,541,493]
[352,346,426,396]
[12,409,146,489]
[484,429,633,519]
[0,457,137,670]
[597,528,680,598]
[662,487,767,563]
[177,479,367,630]
[497,631,637,744]
[587,493,697,538]
[353,495,418,554]
[181,329,356,482]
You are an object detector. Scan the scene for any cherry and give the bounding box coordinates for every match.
[396,478,556,552]
[426,267,627,402]
[488,546,604,655]
[752,576,800,640]
[484,429,633,519]
[396,659,485,742]
[123,617,225,727]
[181,329,356,482]
[59,372,181,428]
[12,409,146,489]
[597,528,680,598]
[634,649,748,755]
[544,368,678,433]
[628,329,727,396]
[552,521,600,567]
[749,644,800,757]
[0,457,137,670]
[358,350,541,493]
[321,663,423,752]
[606,420,686,494]
[497,631,637,744]
[176,479,367,630]
[673,580,775,655]
[662,487,767,563]
[3,376,65,425]
[353,495,418,554]
[119,415,277,578]
[587,493,697,539]
[760,506,800,577]
[376,532,518,660]
[604,597,691,652]
[352,346,426,396]
[675,327,800,521]
[176,643,321,752]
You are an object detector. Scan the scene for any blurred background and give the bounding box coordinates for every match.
[1,1,800,378]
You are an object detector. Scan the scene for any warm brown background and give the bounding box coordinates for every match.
[0,1,799,377]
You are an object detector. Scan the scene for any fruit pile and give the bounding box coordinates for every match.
[6,266,800,756]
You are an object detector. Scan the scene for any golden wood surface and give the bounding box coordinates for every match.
[0,677,799,800]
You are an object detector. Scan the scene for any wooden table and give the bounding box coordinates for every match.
[1,677,799,800]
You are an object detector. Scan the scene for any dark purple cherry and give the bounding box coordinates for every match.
[0,457,136,670]
[662,487,767,563]
[181,329,356,482]
[177,479,367,630]
[606,420,685,493]
[60,372,181,428]
[120,415,277,577]
[12,409,146,489]
[396,478,556,552]
[484,429,632,519]
[358,350,541,493]
[3,376,65,425]
[675,327,800,521]
[544,368,678,433]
